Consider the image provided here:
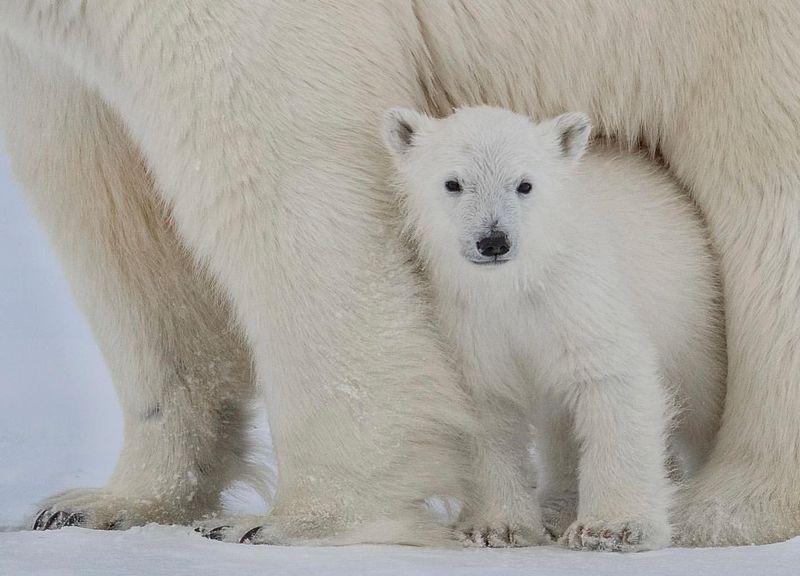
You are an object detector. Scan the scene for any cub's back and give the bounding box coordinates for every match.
[574,146,725,405]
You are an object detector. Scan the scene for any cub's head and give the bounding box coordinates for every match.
[382,106,590,268]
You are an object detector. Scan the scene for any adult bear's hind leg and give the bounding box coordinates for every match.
[0,39,260,531]
[662,10,800,545]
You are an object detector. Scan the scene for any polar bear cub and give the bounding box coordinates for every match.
[382,106,725,552]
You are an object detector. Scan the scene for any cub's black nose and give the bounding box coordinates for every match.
[476,230,510,257]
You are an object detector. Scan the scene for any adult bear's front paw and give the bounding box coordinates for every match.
[196,514,324,545]
[31,488,198,531]
[197,517,286,545]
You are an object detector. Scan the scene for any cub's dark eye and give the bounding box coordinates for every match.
[445,179,462,193]
[516,181,533,195]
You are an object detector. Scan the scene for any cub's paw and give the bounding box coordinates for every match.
[32,488,195,531]
[456,520,548,547]
[560,518,670,552]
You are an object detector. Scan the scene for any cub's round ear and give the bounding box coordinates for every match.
[546,112,592,161]
[382,107,427,158]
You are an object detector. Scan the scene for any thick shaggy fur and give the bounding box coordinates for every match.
[0,1,798,546]
[384,106,726,551]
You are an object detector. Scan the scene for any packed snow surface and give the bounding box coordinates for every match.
[2,525,800,576]
[1,153,798,574]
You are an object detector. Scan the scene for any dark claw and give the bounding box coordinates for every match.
[240,526,262,544]
[106,518,122,530]
[33,509,49,530]
[44,510,68,530]
[203,526,232,541]
[621,527,634,544]
[64,512,84,527]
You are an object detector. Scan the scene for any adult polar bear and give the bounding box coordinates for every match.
[0,1,798,547]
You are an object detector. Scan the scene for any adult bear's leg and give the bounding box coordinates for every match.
[660,8,800,545]
[0,38,259,531]
[0,2,474,544]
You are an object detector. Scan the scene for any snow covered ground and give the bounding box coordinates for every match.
[3,524,800,576]
[1,149,798,574]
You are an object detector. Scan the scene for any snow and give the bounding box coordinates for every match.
[1,150,798,574]
[1,525,799,576]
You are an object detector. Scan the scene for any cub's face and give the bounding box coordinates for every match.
[382,106,590,267]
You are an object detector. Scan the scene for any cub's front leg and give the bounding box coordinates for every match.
[559,358,673,552]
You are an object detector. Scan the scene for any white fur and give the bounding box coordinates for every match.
[0,1,799,547]
[384,106,726,551]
